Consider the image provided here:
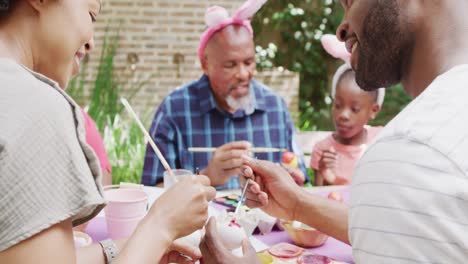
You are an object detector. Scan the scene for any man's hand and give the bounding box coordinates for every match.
[200,218,261,264]
[201,141,252,186]
[240,156,305,221]
[241,156,350,244]
[283,166,305,186]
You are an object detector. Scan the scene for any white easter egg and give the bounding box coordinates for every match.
[217,221,246,250]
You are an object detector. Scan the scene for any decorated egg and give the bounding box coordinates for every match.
[217,220,247,250]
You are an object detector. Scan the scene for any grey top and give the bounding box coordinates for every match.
[0,59,106,251]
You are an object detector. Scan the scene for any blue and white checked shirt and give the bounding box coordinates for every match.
[142,75,307,190]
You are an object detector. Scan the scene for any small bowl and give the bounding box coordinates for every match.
[282,221,328,248]
[73,231,93,248]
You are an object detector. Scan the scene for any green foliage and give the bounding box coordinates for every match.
[253,0,344,131]
[305,168,315,186]
[86,30,122,131]
[103,115,146,184]
[67,60,88,107]
[253,1,411,131]
[371,84,412,126]
[298,99,332,131]
[68,27,153,184]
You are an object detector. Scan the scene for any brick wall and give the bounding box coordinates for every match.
[84,0,299,119]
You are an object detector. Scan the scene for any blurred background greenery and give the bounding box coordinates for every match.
[68,29,148,184]
[69,1,412,184]
[252,0,411,131]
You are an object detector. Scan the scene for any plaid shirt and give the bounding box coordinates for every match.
[142,75,307,190]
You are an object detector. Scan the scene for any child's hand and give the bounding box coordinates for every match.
[318,147,338,184]
[322,168,337,185]
[318,147,338,170]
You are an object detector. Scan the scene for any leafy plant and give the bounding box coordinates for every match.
[103,114,147,184]
[86,29,122,131]
[253,0,344,131]
[253,1,411,131]
[67,57,89,107]
[68,26,154,184]
[370,84,412,126]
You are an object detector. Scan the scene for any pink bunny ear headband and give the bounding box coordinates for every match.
[198,0,267,61]
[320,34,385,106]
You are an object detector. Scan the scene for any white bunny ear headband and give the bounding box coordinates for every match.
[198,0,268,61]
[320,34,385,106]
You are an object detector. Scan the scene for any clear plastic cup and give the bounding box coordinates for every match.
[163,169,193,189]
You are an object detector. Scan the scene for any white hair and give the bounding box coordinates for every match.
[225,92,255,115]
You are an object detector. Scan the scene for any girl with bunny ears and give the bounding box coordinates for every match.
[310,34,385,186]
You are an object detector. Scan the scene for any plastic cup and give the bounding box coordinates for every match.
[163,169,193,189]
[104,187,148,239]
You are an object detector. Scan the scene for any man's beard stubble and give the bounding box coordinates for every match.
[356,0,411,91]
[226,93,255,115]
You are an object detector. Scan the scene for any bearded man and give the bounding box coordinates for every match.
[200,0,468,263]
[142,2,307,190]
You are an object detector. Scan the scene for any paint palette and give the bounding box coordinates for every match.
[214,194,250,212]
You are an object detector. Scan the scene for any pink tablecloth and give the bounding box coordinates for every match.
[86,187,353,263]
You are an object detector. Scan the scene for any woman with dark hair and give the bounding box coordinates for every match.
[0,1,215,263]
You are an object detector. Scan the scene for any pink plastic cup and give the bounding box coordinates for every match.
[104,188,148,239]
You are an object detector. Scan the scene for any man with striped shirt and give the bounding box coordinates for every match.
[200,1,468,263]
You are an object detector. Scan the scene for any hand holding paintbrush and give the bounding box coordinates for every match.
[199,141,253,187]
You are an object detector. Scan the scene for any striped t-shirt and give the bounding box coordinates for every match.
[350,64,468,263]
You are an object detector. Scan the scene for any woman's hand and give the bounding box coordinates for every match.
[149,175,216,240]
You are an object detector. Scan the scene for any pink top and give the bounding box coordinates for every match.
[310,126,383,185]
[82,110,112,174]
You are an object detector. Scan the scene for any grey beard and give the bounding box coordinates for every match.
[226,94,255,115]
